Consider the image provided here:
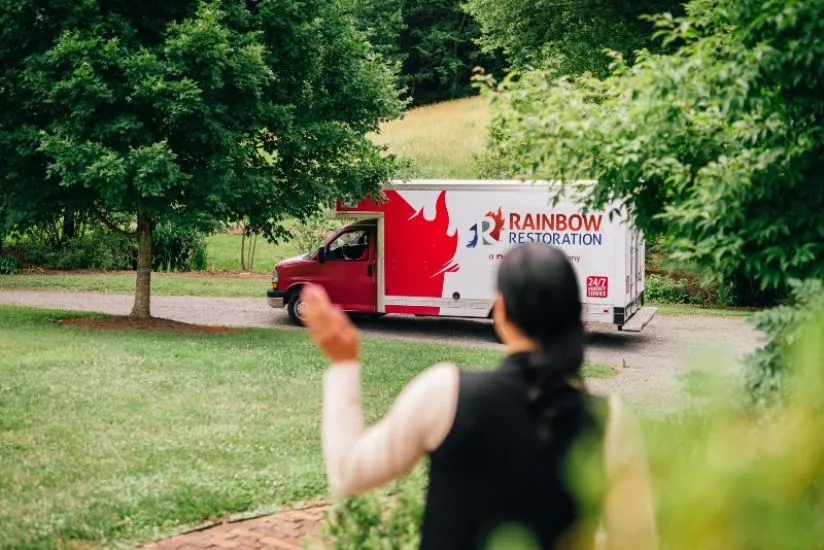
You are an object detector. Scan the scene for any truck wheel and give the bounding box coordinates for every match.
[287,291,306,327]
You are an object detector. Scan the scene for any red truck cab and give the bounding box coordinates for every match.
[267,220,378,325]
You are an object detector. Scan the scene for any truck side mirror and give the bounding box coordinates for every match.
[317,246,328,263]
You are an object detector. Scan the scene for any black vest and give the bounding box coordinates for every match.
[420,354,607,550]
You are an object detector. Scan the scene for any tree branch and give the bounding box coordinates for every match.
[95,211,138,239]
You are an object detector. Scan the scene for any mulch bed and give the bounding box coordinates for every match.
[58,316,241,334]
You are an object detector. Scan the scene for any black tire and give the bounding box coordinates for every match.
[287,290,305,327]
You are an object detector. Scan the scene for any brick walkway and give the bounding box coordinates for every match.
[138,505,329,550]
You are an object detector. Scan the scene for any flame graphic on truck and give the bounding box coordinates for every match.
[369,190,459,299]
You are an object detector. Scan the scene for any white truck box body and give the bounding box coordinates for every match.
[336,180,654,329]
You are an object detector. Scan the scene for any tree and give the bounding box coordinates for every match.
[465,0,683,77]
[483,0,824,302]
[399,0,502,104]
[350,0,503,105]
[0,0,401,317]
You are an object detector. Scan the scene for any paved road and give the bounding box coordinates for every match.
[0,290,761,414]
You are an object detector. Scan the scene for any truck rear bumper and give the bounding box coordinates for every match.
[267,290,286,309]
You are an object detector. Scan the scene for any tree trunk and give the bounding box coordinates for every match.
[62,212,77,243]
[130,208,152,318]
[240,230,247,271]
[249,233,258,272]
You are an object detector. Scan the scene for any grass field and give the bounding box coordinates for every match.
[205,234,303,274]
[0,272,265,298]
[0,305,613,549]
[371,96,491,179]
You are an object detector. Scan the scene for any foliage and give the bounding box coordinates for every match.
[0,0,402,315]
[350,0,503,105]
[151,223,207,272]
[646,314,824,550]
[17,225,137,271]
[483,0,824,301]
[745,278,824,405]
[0,254,20,275]
[645,274,693,304]
[288,212,344,255]
[465,0,683,77]
[399,0,503,105]
[316,468,425,549]
[645,273,735,306]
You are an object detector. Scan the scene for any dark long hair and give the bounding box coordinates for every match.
[497,243,587,440]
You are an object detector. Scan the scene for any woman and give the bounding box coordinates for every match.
[301,243,657,550]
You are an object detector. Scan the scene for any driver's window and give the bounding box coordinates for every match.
[327,229,369,262]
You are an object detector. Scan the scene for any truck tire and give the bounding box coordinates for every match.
[287,291,306,327]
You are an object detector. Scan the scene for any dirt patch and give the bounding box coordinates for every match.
[58,316,242,334]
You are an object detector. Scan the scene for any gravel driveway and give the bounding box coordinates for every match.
[0,290,761,414]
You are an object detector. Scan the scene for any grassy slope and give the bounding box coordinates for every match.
[370,96,491,179]
[0,305,613,549]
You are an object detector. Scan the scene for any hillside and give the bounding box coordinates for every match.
[370,96,491,179]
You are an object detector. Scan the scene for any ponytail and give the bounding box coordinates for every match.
[521,324,587,441]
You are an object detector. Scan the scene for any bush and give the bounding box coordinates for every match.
[151,223,208,272]
[645,274,692,304]
[0,254,20,275]
[745,278,824,406]
[18,230,137,271]
[316,469,425,549]
[645,273,739,307]
[289,212,343,255]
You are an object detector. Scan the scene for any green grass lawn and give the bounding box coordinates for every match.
[0,272,265,298]
[654,304,755,317]
[0,305,613,549]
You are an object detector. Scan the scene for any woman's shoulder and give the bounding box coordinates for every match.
[400,362,461,402]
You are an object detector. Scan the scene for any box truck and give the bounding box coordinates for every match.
[267,180,656,332]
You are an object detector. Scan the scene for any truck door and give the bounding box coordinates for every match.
[320,227,377,313]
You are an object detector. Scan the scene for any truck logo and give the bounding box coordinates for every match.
[467,208,505,248]
[586,276,609,298]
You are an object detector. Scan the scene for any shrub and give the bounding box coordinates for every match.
[745,278,824,406]
[0,254,20,275]
[151,223,208,272]
[645,274,692,304]
[316,469,425,549]
[18,230,137,271]
[289,212,343,255]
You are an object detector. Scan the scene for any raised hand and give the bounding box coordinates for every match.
[301,284,360,364]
